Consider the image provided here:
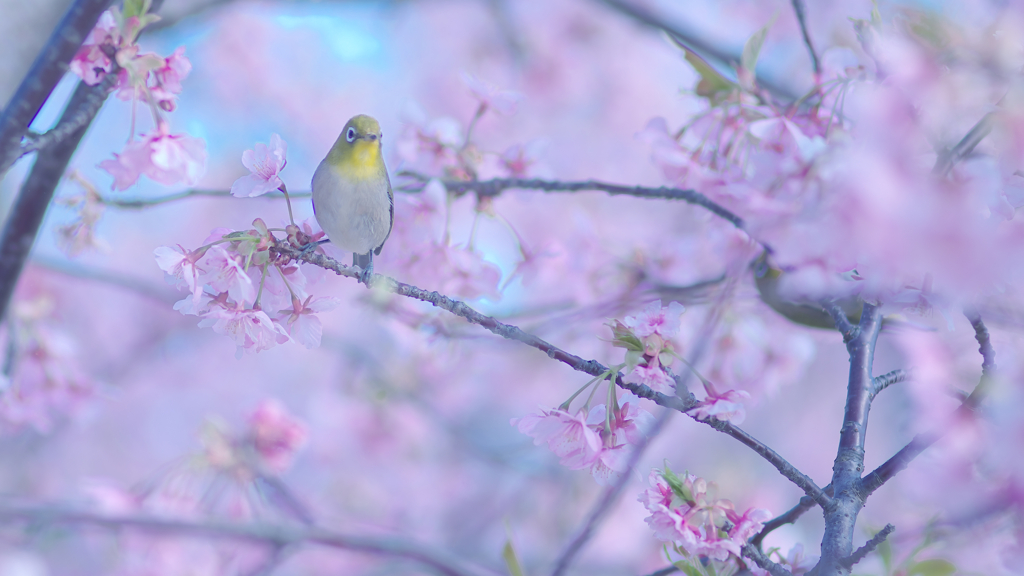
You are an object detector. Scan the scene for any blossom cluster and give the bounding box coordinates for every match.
[83,399,308,574]
[396,74,535,181]
[0,294,93,432]
[641,13,1024,317]
[611,300,752,423]
[639,466,771,566]
[155,219,338,355]
[70,2,206,190]
[512,395,654,485]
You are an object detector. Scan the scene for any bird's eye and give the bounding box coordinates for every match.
[346,128,356,143]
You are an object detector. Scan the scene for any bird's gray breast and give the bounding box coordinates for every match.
[312,161,392,255]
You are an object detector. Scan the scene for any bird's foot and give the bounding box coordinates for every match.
[298,239,329,258]
[359,262,374,286]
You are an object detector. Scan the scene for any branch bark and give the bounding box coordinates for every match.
[399,172,746,230]
[0,73,117,324]
[0,502,499,576]
[0,0,114,177]
[859,313,994,498]
[273,242,828,507]
[817,303,882,575]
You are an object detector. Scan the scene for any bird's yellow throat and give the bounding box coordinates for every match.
[327,139,383,181]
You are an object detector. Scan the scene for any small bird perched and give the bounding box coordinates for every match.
[311,114,393,284]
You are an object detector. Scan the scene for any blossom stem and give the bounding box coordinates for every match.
[559,370,611,411]
[253,265,268,309]
[275,264,298,301]
[462,103,486,152]
[278,183,296,226]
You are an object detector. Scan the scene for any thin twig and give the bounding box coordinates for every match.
[98,189,311,209]
[839,524,894,568]
[870,368,911,398]
[399,172,745,230]
[790,0,820,75]
[752,485,834,548]
[0,0,115,177]
[273,242,829,507]
[638,567,680,576]
[821,299,857,342]
[933,113,995,176]
[742,544,791,576]
[859,313,994,497]
[0,502,499,576]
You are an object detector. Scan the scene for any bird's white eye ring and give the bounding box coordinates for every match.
[346,127,356,143]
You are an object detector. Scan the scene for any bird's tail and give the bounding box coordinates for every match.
[353,252,372,271]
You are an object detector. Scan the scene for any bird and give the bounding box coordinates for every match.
[752,250,864,329]
[311,114,394,285]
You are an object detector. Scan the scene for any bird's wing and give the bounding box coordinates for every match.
[374,169,394,256]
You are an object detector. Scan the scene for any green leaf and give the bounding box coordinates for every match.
[667,35,736,100]
[122,0,151,19]
[661,465,692,502]
[608,320,644,352]
[502,539,525,576]
[739,14,778,89]
[907,559,956,576]
[673,559,706,576]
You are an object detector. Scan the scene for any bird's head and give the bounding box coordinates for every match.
[326,114,384,179]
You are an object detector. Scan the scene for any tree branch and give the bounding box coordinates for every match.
[742,544,791,576]
[818,303,882,574]
[933,112,995,176]
[0,502,498,576]
[398,172,745,230]
[751,484,835,549]
[821,299,857,343]
[698,417,830,509]
[859,313,994,498]
[870,368,910,398]
[839,524,894,569]
[273,242,828,507]
[790,0,820,75]
[0,75,117,324]
[0,0,115,178]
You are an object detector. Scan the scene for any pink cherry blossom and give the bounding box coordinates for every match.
[690,388,752,425]
[99,122,206,190]
[150,46,192,109]
[624,300,685,339]
[199,246,256,305]
[276,295,340,349]
[512,407,601,469]
[231,134,288,198]
[154,244,206,305]
[68,10,120,85]
[247,399,308,473]
[625,356,676,394]
[198,303,290,355]
[461,72,523,115]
